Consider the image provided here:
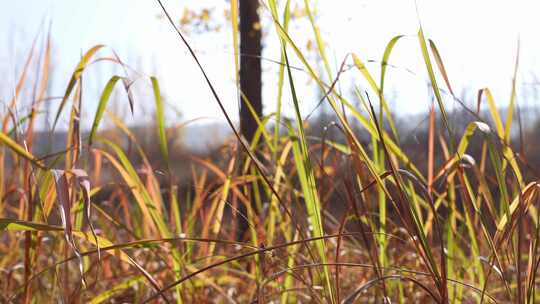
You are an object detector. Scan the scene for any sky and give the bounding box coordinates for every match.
[1,0,540,130]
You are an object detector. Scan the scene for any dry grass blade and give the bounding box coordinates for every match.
[53,45,104,130]
[52,169,86,287]
[2,29,40,130]
[70,169,100,260]
[429,39,455,96]
[418,28,454,152]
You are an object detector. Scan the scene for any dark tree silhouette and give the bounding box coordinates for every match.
[237,0,262,240]
[239,0,262,142]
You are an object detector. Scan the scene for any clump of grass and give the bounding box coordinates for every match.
[1,1,540,303]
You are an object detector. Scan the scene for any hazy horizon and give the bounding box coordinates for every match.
[2,0,540,131]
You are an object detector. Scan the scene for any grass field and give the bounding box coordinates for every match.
[1,1,540,303]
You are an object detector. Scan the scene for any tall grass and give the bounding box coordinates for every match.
[1,1,540,303]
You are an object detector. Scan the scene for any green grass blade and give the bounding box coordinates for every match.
[150,76,169,164]
[380,35,404,95]
[0,132,44,169]
[0,218,63,231]
[352,53,400,144]
[89,75,121,145]
[284,49,334,302]
[418,28,454,152]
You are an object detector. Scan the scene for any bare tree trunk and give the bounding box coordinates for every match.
[237,0,262,241]
[239,0,262,142]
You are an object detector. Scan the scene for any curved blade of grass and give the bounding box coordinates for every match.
[495,182,539,237]
[0,218,63,231]
[52,169,88,288]
[89,75,121,145]
[429,39,455,96]
[479,88,504,138]
[457,121,491,155]
[53,44,104,130]
[239,91,274,151]
[352,54,399,141]
[380,35,404,94]
[0,132,44,169]
[71,168,100,260]
[150,76,169,163]
[418,28,454,152]
[477,90,524,187]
